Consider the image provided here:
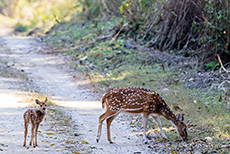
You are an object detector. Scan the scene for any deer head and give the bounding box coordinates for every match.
[176,114,187,140]
[35,97,47,113]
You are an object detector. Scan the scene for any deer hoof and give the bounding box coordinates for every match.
[109,141,114,144]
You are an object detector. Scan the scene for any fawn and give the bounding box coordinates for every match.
[96,87,187,144]
[23,98,47,147]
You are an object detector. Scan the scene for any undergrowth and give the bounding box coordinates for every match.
[43,17,230,146]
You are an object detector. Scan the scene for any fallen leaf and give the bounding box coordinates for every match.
[49,110,57,115]
[70,140,75,144]
[46,132,53,135]
[81,141,89,144]
[130,120,135,125]
[156,138,167,141]
[65,140,70,143]
[90,146,96,149]
[41,140,48,142]
[50,144,55,146]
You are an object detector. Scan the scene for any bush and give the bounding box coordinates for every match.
[14,22,28,32]
[98,0,230,65]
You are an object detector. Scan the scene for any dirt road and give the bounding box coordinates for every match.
[0,26,151,153]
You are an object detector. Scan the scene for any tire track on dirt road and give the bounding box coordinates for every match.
[0,27,151,153]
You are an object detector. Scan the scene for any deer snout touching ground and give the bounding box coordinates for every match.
[96,87,188,144]
[23,98,47,148]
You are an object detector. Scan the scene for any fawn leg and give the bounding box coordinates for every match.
[30,124,36,147]
[23,122,28,146]
[152,116,167,138]
[35,124,39,146]
[106,115,117,143]
[143,112,149,144]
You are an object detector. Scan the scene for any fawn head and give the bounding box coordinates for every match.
[176,114,188,141]
[36,97,47,113]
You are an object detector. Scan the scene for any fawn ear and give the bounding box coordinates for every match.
[44,97,47,103]
[35,99,40,104]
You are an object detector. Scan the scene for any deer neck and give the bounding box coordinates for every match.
[36,110,45,119]
[160,108,179,127]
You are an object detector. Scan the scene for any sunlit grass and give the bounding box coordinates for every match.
[27,91,53,106]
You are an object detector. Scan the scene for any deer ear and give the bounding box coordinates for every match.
[177,114,181,121]
[181,114,184,121]
[35,99,40,104]
[177,114,184,122]
[44,97,47,103]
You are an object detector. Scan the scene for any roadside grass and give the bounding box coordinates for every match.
[44,18,230,145]
[27,91,53,106]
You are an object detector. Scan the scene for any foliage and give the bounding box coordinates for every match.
[78,0,103,19]
[0,0,81,32]
[202,0,230,62]
[14,22,29,32]
[85,0,230,65]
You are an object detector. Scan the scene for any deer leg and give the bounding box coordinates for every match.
[30,124,36,148]
[152,116,167,138]
[96,112,106,143]
[106,115,117,144]
[23,120,28,146]
[35,123,39,146]
[142,112,149,144]
[96,111,117,143]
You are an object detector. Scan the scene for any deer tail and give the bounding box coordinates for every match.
[101,94,106,109]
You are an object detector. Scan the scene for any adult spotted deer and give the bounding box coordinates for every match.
[96,87,187,144]
[23,98,47,148]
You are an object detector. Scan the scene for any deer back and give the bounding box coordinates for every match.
[102,87,173,115]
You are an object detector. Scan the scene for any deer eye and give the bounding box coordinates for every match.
[45,104,47,106]
[40,105,42,107]
[183,128,186,131]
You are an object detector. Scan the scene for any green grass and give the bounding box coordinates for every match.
[44,17,230,144]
